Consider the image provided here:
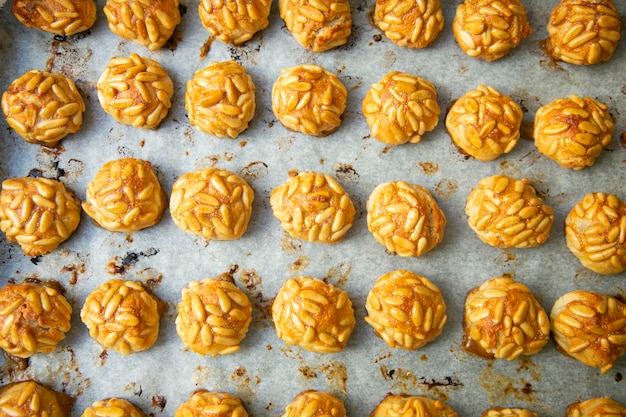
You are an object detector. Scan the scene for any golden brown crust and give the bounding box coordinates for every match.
[272,276,355,353]
[13,0,97,36]
[282,391,346,417]
[566,397,626,417]
[0,380,74,417]
[82,158,167,232]
[199,0,271,45]
[481,408,539,417]
[362,71,440,145]
[2,70,85,147]
[370,395,458,417]
[175,391,248,417]
[0,177,81,257]
[373,0,444,48]
[81,398,149,417]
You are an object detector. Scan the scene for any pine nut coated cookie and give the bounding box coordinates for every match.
[104,0,181,50]
[175,391,248,417]
[199,0,272,45]
[13,0,96,36]
[362,71,440,145]
[370,395,458,417]
[81,279,164,355]
[272,276,355,353]
[545,0,621,65]
[452,0,532,61]
[0,282,72,358]
[465,175,554,248]
[81,398,149,417]
[272,64,347,137]
[446,84,523,161]
[0,177,81,257]
[170,167,254,241]
[367,181,446,257]
[566,398,626,417]
[365,270,447,350]
[482,408,539,417]
[176,274,252,356]
[82,158,167,232]
[97,53,174,129]
[186,61,256,139]
[463,276,550,360]
[373,0,444,48]
[280,0,351,51]
[2,69,85,147]
[565,192,626,274]
[534,95,613,170]
[0,381,73,417]
[551,291,626,374]
[281,391,346,417]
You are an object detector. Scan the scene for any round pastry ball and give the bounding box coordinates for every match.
[366,181,446,257]
[104,0,181,50]
[0,282,72,358]
[2,69,85,147]
[546,0,621,65]
[81,398,148,417]
[199,0,272,45]
[362,71,440,145]
[482,409,539,417]
[370,395,458,417]
[465,175,554,248]
[565,192,626,275]
[566,397,626,417]
[13,0,96,36]
[365,270,447,350]
[452,0,532,61]
[175,391,248,417]
[176,274,252,356]
[0,177,81,257]
[282,391,346,417]
[534,95,613,170]
[272,64,347,137]
[272,276,355,353]
[185,61,256,138]
[373,0,444,48]
[81,279,164,355]
[0,381,73,417]
[463,276,550,360]
[82,158,167,232]
[97,53,174,129]
[280,0,351,51]
[446,84,523,161]
[270,171,355,244]
[551,290,626,374]
[170,167,254,241]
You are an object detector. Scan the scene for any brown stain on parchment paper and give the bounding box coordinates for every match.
[231,366,261,401]
[434,179,458,201]
[418,162,439,175]
[323,262,351,288]
[288,256,310,274]
[379,366,463,400]
[333,163,360,183]
[240,161,269,181]
[479,362,537,405]
[281,233,303,253]
[235,268,273,324]
[193,365,211,387]
[298,360,348,395]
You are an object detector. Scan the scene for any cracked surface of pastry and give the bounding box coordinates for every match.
[373,0,444,48]
[13,0,96,36]
[175,391,248,417]
[199,0,272,45]
[0,380,74,417]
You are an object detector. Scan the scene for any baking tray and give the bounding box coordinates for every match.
[0,1,625,416]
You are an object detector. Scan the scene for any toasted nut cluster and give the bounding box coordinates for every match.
[13,0,96,36]
[0,283,71,358]
[82,158,167,232]
[176,274,252,356]
[80,279,164,355]
[463,276,550,360]
[272,64,347,137]
[0,381,73,417]
[482,409,539,417]
[446,84,522,161]
[552,291,626,374]
[97,53,174,129]
[272,276,355,353]
[0,177,81,257]
[170,167,254,241]
[2,70,85,147]
[175,391,247,417]
[371,395,458,417]
[362,71,440,145]
[282,391,346,417]
[104,0,181,50]
[567,397,626,417]
[373,0,444,48]
[565,192,626,274]
[270,171,355,244]
[82,398,148,417]
[185,61,256,139]
[367,181,446,257]
[545,0,621,65]
[279,0,351,51]
[199,0,271,45]
[365,270,447,350]
[465,175,554,248]
[452,0,532,61]
[534,95,613,170]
